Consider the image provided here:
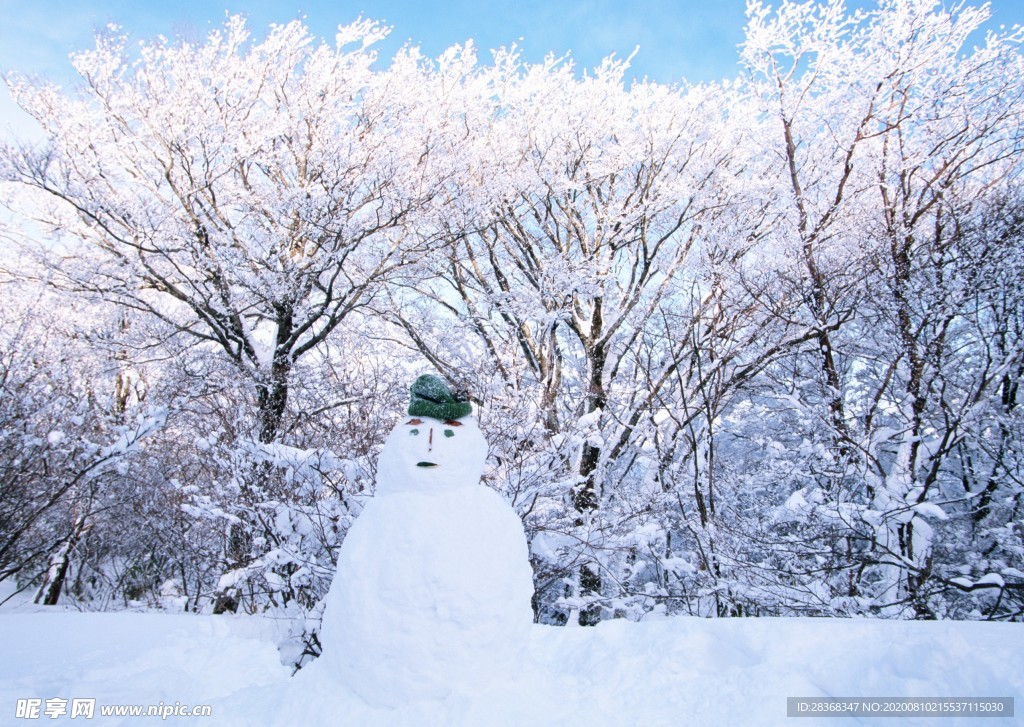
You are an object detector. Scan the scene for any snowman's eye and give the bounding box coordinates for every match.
[444,429,455,438]
[409,428,420,436]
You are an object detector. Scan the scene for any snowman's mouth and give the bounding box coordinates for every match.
[416,461,438,468]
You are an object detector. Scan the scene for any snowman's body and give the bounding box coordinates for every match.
[319,414,534,706]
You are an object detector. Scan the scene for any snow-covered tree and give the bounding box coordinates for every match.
[0,281,163,604]
[740,0,1024,616]
[1,16,442,445]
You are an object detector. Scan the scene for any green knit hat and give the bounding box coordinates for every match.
[407,375,472,420]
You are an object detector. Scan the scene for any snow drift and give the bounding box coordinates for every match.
[1,604,1020,726]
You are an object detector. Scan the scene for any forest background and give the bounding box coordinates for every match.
[0,0,1021,670]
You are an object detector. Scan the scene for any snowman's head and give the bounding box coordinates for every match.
[374,376,487,496]
[375,415,488,495]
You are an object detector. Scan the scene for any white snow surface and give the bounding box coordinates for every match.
[1,599,1022,726]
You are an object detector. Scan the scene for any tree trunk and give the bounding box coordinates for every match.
[256,369,290,445]
[256,304,296,444]
[35,507,90,606]
[575,310,607,513]
[574,307,607,626]
[35,538,74,606]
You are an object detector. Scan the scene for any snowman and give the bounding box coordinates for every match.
[319,375,535,706]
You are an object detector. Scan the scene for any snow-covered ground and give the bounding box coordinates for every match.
[1,597,1020,726]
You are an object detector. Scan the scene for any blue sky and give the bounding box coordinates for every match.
[1,0,1023,136]
[0,0,749,84]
